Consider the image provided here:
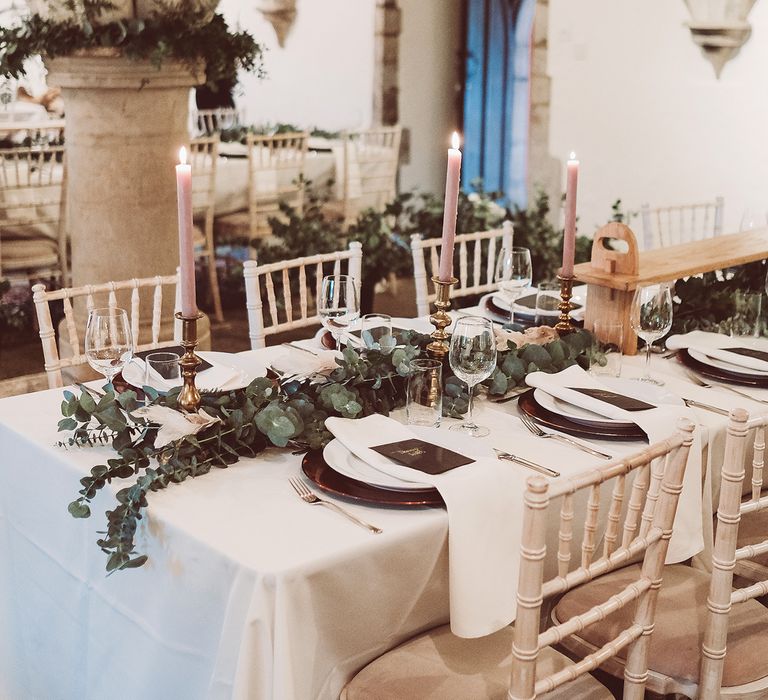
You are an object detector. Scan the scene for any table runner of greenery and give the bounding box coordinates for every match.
[61,328,591,573]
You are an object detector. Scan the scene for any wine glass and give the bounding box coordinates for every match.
[630,284,673,385]
[494,247,533,323]
[449,317,497,437]
[317,274,360,351]
[84,307,134,385]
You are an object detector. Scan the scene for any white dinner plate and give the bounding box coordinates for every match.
[534,377,684,427]
[123,351,255,392]
[688,348,768,377]
[323,439,432,491]
[491,285,588,320]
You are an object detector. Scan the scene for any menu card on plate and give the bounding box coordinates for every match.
[371,438,475,474]
[722,347,768,364]
[134,345,213,371]
[568,387,656,411]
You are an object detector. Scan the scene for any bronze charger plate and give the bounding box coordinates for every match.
[518,389,646,441]
[677,349,768,388]
[302,449,444,507]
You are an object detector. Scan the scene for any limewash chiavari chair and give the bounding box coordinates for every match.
[190,135,223,323]
[341,419,695,700]
[243,242,362,350]
[640,197,724,250]
[554,408,768,699]
[32,274,181,389]
[217,132,308,246]
[411,221,514,317]
[190,107,242,136]
[0,142,67,281]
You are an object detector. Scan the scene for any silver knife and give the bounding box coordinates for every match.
[682,398,730,416]
[493,449,560,478]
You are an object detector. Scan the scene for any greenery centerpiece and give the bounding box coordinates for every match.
[0,1,264,88]
[62,327,592,573]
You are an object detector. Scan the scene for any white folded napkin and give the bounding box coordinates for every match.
[270,348,339,378]
[666,330,768,372]
[129,357,241,392]
[325,414,525,638]
[526,366,703,562]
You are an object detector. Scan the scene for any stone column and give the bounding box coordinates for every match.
[373,0,401,127]
[46,53,210,367]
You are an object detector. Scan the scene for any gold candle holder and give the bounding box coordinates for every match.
[175,311,204,412]
[426,276,458,360]
[554,274,577,334]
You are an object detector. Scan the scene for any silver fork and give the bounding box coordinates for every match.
[289,477,383,534]
[519,413,613,460]
[684,369,768,405]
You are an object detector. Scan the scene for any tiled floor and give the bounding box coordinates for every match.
[0,277,418,398]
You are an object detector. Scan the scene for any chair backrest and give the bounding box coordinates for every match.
[243,242,363,349]
[0,143,67,278]
[640,197,724,249]
[410,221,514,316]
[510,419,695,700]
[0,119,65,146]
[191,108,242,136]
[32,274,180,389]
[245,131,308,239]
[190,135,219,219]
[337,126,401,223]
[698,408,768,697]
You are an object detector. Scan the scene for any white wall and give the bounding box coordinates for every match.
[548,0,768,235]
[398,0,463,194]
[219,0,375,131]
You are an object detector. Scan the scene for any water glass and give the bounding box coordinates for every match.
[448,316,497,437]
[494,247,533,322]
[361,313,396,354]
[630,283,673,385]
[729,291,762,338]
[589,320,624,378]
[145,351,181,386]
[317,274,360,350]
[534,281,560,327]
[84,307,133,384]
[406,359,443,427]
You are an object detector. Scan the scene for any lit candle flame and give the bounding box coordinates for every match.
[451,132,461,150]
[569,151,577,161]
[179,146,187,166]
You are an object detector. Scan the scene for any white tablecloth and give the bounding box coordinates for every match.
[0,342,757,699]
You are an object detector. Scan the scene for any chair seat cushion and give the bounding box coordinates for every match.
[1,237,58,269]
[341,624,613,700]
[553,563,768,688]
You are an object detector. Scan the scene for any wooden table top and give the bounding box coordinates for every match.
[574,228,768,291]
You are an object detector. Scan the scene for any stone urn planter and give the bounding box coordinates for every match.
[26,0,219,25]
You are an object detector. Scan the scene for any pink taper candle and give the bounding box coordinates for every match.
[438,132,462,282]
[561,152,579,278]
[176,147,197,317]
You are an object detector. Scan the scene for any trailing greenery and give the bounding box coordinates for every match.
[0,3,264,89]
[63,327,592,573]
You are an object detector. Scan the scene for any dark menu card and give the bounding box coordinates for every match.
[134,345,213,372]
[371,439,475,474]
[568,387,656,412]
[724,347,768,364]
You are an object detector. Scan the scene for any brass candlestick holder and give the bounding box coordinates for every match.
[554,274,577,334]
[426,276,458,360]
[175,311,204,412]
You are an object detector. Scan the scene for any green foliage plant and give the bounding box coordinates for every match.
[62,327,593,573]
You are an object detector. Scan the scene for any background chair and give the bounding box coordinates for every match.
[190,107,242,136]
[243,241,362,349]
[190,135,223,323]
[341,420,694,700]
[328,126,402,226]
[640,196,724,249]
[411,221,513,317]
[0,143,67,283]
[553,408,768,699]
[32,274,180,389]
[217,131,308,246]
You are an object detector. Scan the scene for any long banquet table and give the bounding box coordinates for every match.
[0,340,763,700]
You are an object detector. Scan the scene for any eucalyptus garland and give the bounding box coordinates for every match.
[62,329,592,573]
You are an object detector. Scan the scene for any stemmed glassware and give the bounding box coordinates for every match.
[449,316,497,437]
[494,247,533,323]
[84,307,134,385]
[630,283,673,385]
[317,274,360,351]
